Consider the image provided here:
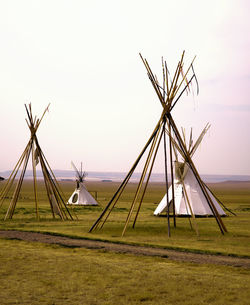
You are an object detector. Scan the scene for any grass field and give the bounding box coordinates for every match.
[0,179,250,304]
[0,180,250,256]
[0,238,249,305]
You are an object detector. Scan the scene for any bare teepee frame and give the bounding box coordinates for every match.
[89,52,227,236]
[0,104,75,220]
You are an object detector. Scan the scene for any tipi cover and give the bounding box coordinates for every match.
[67,183,98,206]
[154,162,226,216]
[67,162,98,206]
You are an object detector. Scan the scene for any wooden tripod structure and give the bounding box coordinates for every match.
[89,52,227,236]
[0,104,75,221]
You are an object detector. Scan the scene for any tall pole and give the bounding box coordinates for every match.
[5,143,32,220]
[32,142,39,220]
[168,122,176,227]
[163,117,170,237]
[122,123,163,237]
[89,123,161,232]
[132,125,165,228]
[168,113,227,234]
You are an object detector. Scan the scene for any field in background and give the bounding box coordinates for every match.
[0,180,249,257]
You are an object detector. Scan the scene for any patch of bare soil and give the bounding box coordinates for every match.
[0,230,249,269]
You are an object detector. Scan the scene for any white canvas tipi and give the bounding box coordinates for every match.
[154,125,226,217]
[67,162,98,206]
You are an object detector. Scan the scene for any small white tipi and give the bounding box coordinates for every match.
[67,162,98,206]
[154,125,226,217]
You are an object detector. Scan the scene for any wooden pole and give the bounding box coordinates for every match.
[98,167,135,230]
[203,182,236,216]
[182,189,193,230]
[32,142,39,220]
[1,103,75,221]
[89,122,162,232]
[38,149,65,220]
[5,143,32,220]
[163,117,170,237]
[168,121,176,227]
[40,158,64,220]
[93,129,159,231]
[139,54,165,107]
[38,146,74,220]
[168,114,227,234]
[171,55,196,100]
[170,74,195,112]
[8,145,32,219]
[132,125,165,228]
[42,171,56,219]
[0,143,30,209]
[162,57,166,102]
[181,181,199,236]
[122,123,163,236]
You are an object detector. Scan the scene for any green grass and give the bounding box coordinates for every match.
[0,238,249,305]
[0,180,250,304]
[0,180,250,257]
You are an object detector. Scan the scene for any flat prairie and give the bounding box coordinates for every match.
[0,180,250,304]
[0,179,249,255]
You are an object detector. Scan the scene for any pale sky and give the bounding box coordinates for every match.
[0,0,249,175]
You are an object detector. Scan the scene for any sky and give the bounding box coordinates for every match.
[0,0,249,175]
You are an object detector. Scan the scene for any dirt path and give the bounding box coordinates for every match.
[0,230,249,269]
